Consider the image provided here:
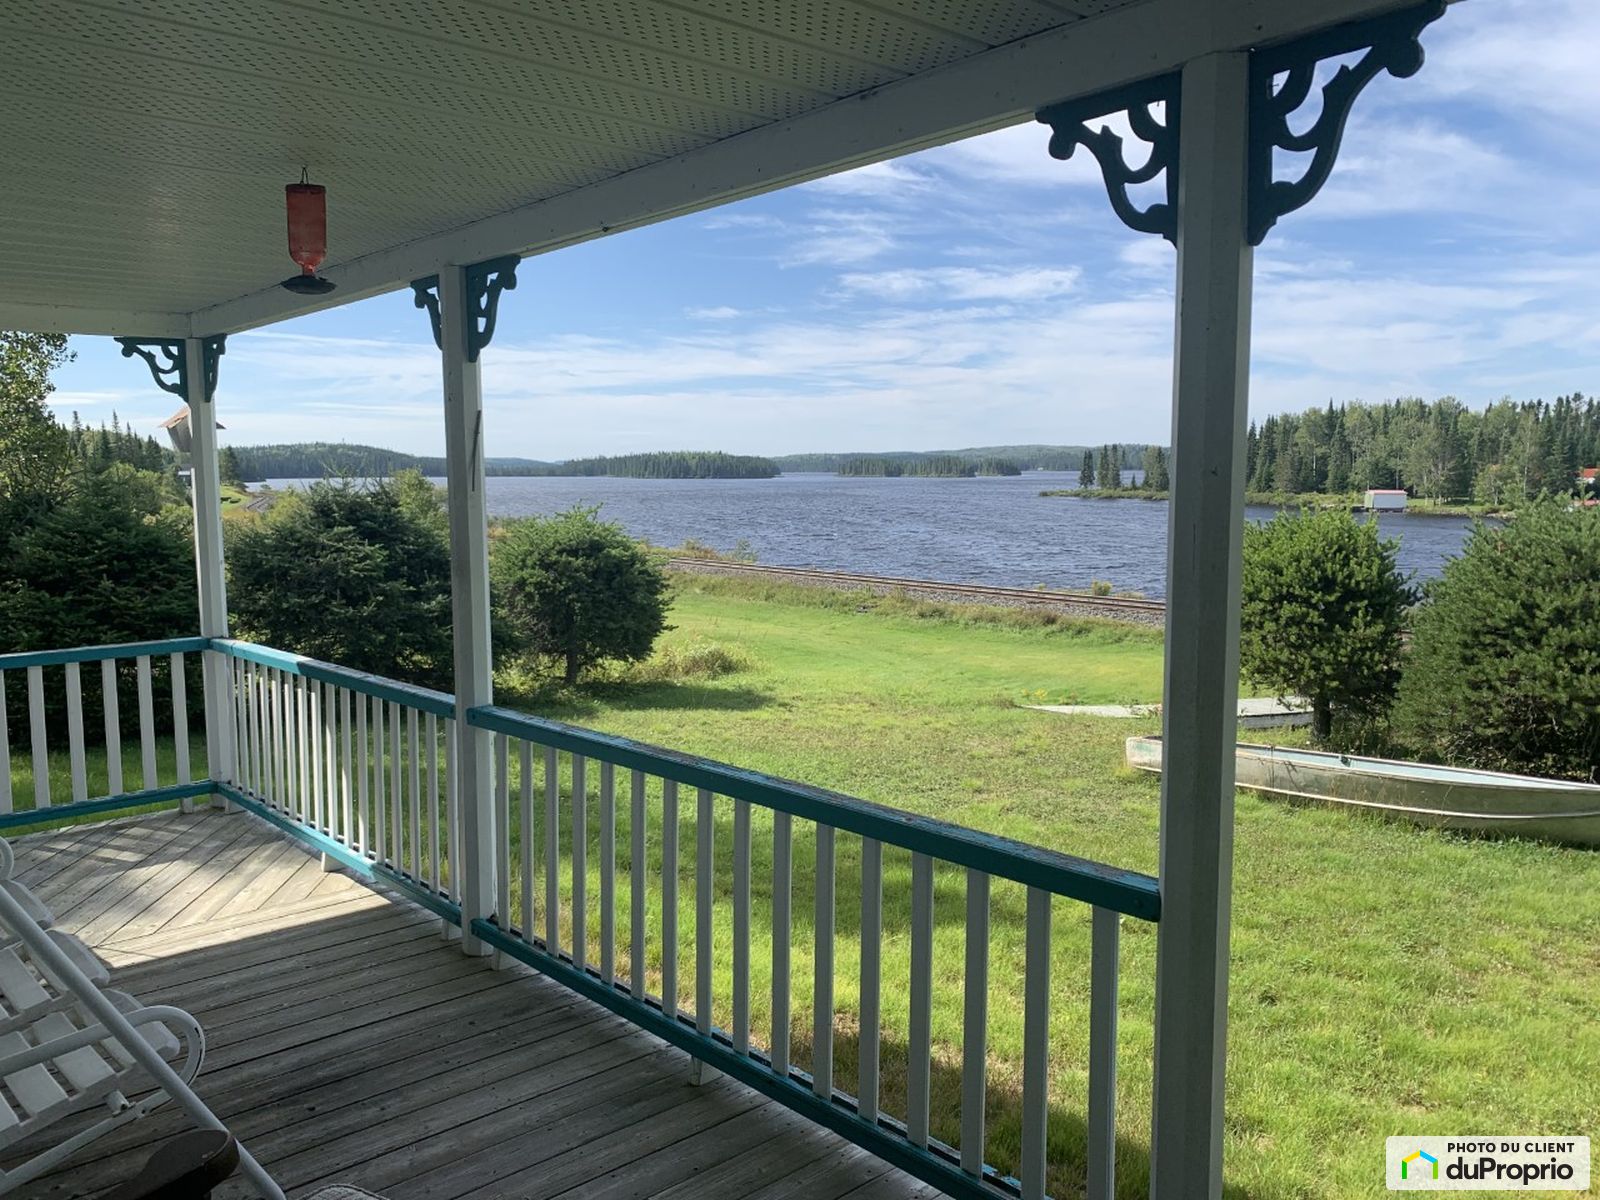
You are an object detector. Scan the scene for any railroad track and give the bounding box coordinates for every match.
[664,558,1167,622]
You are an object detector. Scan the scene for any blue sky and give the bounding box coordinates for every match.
[50,0,1599,460]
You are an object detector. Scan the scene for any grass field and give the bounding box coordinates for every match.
[504,574,1598,1200]
[8,576,1594,1198]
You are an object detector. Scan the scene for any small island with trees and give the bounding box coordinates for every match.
[835,454,1021,477]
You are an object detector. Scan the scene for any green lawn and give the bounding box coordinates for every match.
[503,574,1598,1200]
[9,577,1594,1198]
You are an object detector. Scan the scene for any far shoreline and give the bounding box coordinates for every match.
[1040,487,1501,518]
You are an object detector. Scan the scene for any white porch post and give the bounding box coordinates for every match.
[1150,50,1254,1200]
[185,338,234,809]
[438,265,497,956]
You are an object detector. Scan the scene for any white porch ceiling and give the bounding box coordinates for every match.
[1,0,1431,337]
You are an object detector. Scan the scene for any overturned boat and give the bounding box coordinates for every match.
[1125,736,1600,849]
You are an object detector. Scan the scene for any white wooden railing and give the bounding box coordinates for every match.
[0,639,212,827]
[3,637,1161,1200]
[214,641,462,917]
[468,705,1160,1200]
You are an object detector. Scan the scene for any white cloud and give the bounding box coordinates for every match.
[835,266,1080,303]
[1305,117,1518,221]
[686,305,741,320]
[1419,0,1600,132]
[778,207,902,267]
[803,160,934,198]
[924,120,1106,189]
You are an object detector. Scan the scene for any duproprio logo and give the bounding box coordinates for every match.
[1402,1150,1439,1181]
[1386,1136,1590,1190]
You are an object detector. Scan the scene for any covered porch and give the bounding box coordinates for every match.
[5,807,936,1200]
[1,0,1464,1196]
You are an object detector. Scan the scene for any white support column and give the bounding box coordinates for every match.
[439,265,497,957]
[1150,51,1253,1200]
[186,338,234,812]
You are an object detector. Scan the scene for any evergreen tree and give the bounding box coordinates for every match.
[0,333,75,531]
[227,478,454,688]
[1397,500,1599,779]
[1079,449,1095,488]
[217,446,244,487]
[1250,416,1278,493]
[1141,445,1170,491]
[492,507,670,684]
[1241,509,1414,742]
[1326,416,1351,493]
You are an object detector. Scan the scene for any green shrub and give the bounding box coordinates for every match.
[624,641,753,683]
[0,470,198,736]
[1397,500,1600,779]
[227,476,453,688]
[492,507,669,684]
[1240,508,1414,742]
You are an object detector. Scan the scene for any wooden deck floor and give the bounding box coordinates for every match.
[5,808,937,1200]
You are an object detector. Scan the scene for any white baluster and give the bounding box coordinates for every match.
[98,661,121,798]
[907,852,934,1146]
[771,811,792,1076]
[732,799,752,1056]
[858,837,883,1126]
[135,657,156,793]
[64,663,86,803]
[170,655,190,788]
[961,870,991,1176]
[1020,887,1053,1200]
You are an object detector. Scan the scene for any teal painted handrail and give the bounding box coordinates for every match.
[211,639,455,720]
[472,917,1020,1200]
[0,782,211,832]
[215,784,462,926]
[467,703,1160,921]
[0,637,210,672]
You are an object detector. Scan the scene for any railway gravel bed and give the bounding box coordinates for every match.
[665,558,1166,628]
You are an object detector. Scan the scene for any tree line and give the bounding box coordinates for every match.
[777,444,1149,473]
[836,454,1022,477]
[540,451,779,479]
[1247,394,1598,503]
[225,443,777,480]
[1075,443,1169,490]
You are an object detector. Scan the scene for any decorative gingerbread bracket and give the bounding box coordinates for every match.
[1035,0,1445,246]
[115,336,226,403]
[1247,0,1446,245]
[411,254,520,361]
[1037,74,1181,244]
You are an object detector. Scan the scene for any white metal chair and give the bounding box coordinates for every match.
[0,837,284,1199]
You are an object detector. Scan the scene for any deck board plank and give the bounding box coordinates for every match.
[4,809,929,1200]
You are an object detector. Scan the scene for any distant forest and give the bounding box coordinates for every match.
[836,455,1022,477]
[1249,394,1598,503]
[228,445,775,480]
[223,397,1600,502]
[538,451,778,479]
[775,444,1149,473]
[228,442,1139,482]
[226,443,549,481]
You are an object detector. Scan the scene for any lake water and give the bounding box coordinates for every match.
[263,471,1477,599]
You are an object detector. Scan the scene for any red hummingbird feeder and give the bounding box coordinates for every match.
[281,168,336,295]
